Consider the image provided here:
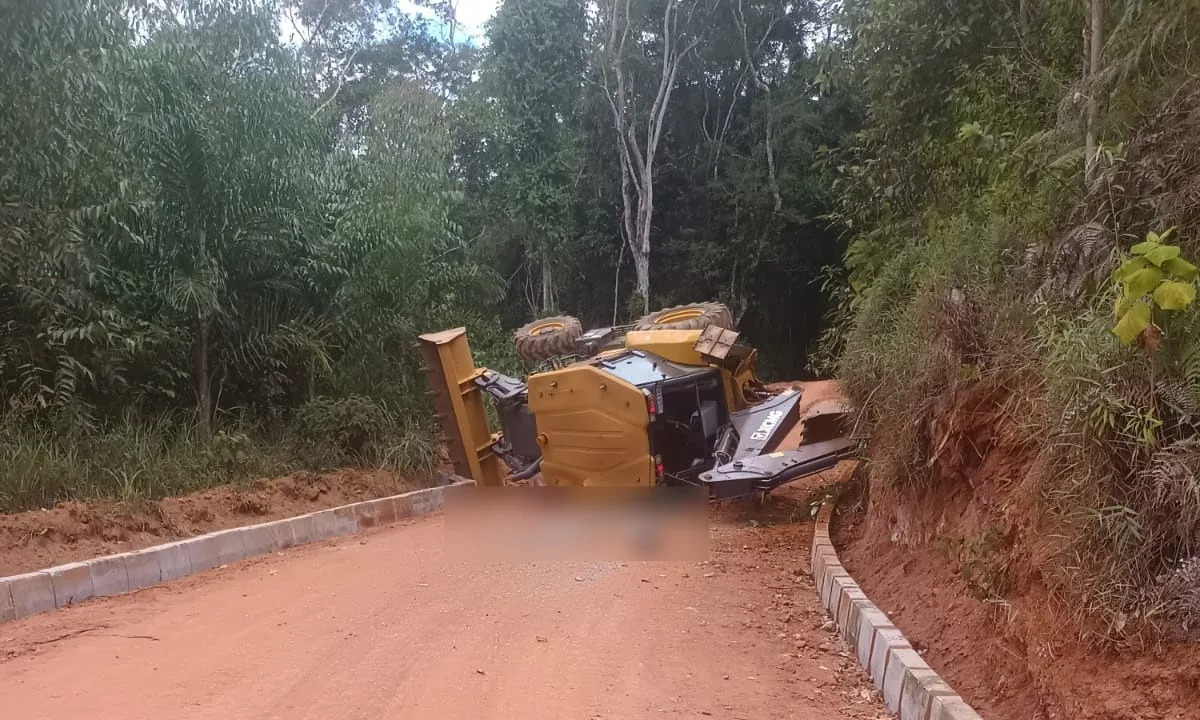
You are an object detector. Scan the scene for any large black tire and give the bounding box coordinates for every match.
[513,315,583,362]
[633,302,734,332]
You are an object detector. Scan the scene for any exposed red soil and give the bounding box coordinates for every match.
[0,466,440,577]
[834,379,1200,720]
[836,504,1049,719]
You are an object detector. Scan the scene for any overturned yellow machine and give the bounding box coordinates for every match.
[419,302,855,500]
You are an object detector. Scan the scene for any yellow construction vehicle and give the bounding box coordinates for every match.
[419,302,855,500]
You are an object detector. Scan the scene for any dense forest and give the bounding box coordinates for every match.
[0,0,858,510]
[6,0,1200,642]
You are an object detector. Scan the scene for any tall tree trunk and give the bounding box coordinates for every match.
[541,252,554,314]
[634,166,655,313]
[600,0,701,320]
[1085,0,1102,183]
[612,241,625,325]
[632,251,650,315]
[196,312,212,438]
[733,0,782,214]
[193,224,213,439]
[308,358,316,402]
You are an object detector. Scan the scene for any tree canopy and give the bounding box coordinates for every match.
[0,0,863,508]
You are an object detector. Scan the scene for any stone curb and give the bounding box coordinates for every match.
[811,501,985,720]
[0,478,474,626]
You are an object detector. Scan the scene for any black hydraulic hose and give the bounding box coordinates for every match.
[507,457,543,481]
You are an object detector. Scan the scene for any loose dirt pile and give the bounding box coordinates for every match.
[0,465,440,577]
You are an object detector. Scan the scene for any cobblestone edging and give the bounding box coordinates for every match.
[812,501,985,720]
[0,478,474,626]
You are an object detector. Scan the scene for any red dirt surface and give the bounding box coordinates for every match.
[0,496,888,720]
[836,505,1048,719]
[835,380,1200,720]
[0,466,437,577]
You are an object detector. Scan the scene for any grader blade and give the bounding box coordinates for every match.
[418,327,506,486]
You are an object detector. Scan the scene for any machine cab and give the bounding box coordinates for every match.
[590,350,729,483]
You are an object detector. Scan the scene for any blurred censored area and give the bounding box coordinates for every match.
[443,484,709,561]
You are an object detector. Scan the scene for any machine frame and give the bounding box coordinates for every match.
[419,323,855,500]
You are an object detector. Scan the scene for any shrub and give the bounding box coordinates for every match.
[293,395,390,465]
[1026,245,1200,641]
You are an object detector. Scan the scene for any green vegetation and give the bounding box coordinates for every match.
[938,527,1010,602]
[0,0,507,509]
[9,0,1200,645]
[829,0,1200,642]
[1111,229,1197,345]
[0,0,857,510]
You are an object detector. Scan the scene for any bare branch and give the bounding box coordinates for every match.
[308,0,333,49]
[309,49,360,121]
[613,241,626,325]
[289,0,330,51]
[732,0,782,214]
[711,59,749,177]
[595,0,701,308]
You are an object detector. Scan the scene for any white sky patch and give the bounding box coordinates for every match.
[279,0,499,47]
[278,9,303,46]
[394,0,441,23]
[452,0,500,42]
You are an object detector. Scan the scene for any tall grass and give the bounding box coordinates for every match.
[1026,302,1200,644]
[837,208,1036,490]
[0,403,439,514]
[0,412,278,512]
[0,322,516,514]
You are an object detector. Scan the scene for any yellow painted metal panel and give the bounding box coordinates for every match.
[527,364,654,487]
[418,328,506,486]
[623,329,706,366]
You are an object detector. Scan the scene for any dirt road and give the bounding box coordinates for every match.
[0,497,884,720]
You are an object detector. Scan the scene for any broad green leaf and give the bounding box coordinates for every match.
[1146,231,1161,244]
[1115,290,1141,318]
[1131,240,1160,256]
[1153,281,1197,311]
[1113,301,1152,344]
[957,122,983,141]
[1159,227,1177,243]
[1124,267,1163,297]
[1112,256,1149,281]
[1162,257,1199,282]
[1145,245,1181,267]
